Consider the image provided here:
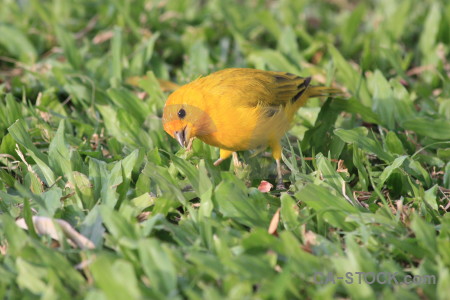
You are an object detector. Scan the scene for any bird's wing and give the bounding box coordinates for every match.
[261,71,312,107]
[197,68,312,108]
[214,69,311,107]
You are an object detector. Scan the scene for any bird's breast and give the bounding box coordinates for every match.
[197,105,291,151]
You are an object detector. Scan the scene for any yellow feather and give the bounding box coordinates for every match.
[162,68,341,187]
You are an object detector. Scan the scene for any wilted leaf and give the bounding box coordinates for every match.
[268,208,280,236]
[16,216,95,249]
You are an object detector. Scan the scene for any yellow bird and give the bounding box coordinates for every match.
[162,68,341,189]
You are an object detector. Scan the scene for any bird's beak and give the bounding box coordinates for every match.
[174,126,191,148]
[174,129,186,148]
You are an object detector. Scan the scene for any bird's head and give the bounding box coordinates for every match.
[162,87,216,148]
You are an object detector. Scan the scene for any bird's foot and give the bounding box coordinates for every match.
[232,152,242,168]
[213,158,224,166]
[276,179,286,190]
[275,159,286,190]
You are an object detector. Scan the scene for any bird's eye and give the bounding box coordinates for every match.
[178,108,186,119]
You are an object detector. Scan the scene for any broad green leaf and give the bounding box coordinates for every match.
[89,158,120,208]
[334,127,394,162]
[280,193,300,231]
[402,117,450,140]
[332,236,376,299]
[437,148,450,162]
[214,174,269,228]
[115,149,140,206]
[278,26,302,62]
[24,242,86,291]
[48,120,73,180]
[419,3,441,56]
[198,161,214,219]
[316,154,348,196]
[404,158,432,187]
[257,10,281,38]
[0,25,37,63]
[339,4,366,53]
[187,251,225,280]
[0,94,23,129]
[0,215,29,254]
[111,26,123,85]
[187,41,210,75]
[26,170,44,194]
[8,120,54,183]
[385,131,405,155]
[367,70,395,129]
[138,239,178,297]
[352,147,369,190]
[171,156,212,197]
[444,163,450,189]
[55,26,82,70]
[134,71,166,105]
[129,192,154,212]
[424,185,438,210]
[302,98,341,155]
[16,258,49,294]
[278,231,323,271]
[437,261,450,299]
[80,205,105,247]
[97,104,153,148]
[411,214,437,254]
[100,206,139,247]
[331,98,380,124]
[295,184,359,230]
[346,212,397,228]
[0,168,15,187]
[72,171,95,209]
[378,155,407,187]
[328,44,371,106]
[106,87,150,125]
[248,49,301,74]
[90,256,142,300]
[129,32,160,76]
[141,163,192,216]
[13,182,61,217]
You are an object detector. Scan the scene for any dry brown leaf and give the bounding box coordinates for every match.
[301,229,317,253]
[93,30,114,44]
[137,211,151,222]
[16,216,95,249]
[0,242,7,255]
[126,76,180,92]
[336,159,348,173]
[126,76,142,86]
[15,144,44,190]
[157,79,180,92]
[268,208,280,236]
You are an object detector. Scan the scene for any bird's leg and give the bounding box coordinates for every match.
[213,149,234,166]
[270,140,285,190]
[232,152,242,168]
[276,159,284,190]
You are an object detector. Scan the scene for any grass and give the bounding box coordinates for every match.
[0,0,450,299]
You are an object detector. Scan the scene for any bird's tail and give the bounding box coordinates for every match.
[308,86,344,98]
[290,84,343,113]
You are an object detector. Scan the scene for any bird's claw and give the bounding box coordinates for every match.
[276,180,286,190]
